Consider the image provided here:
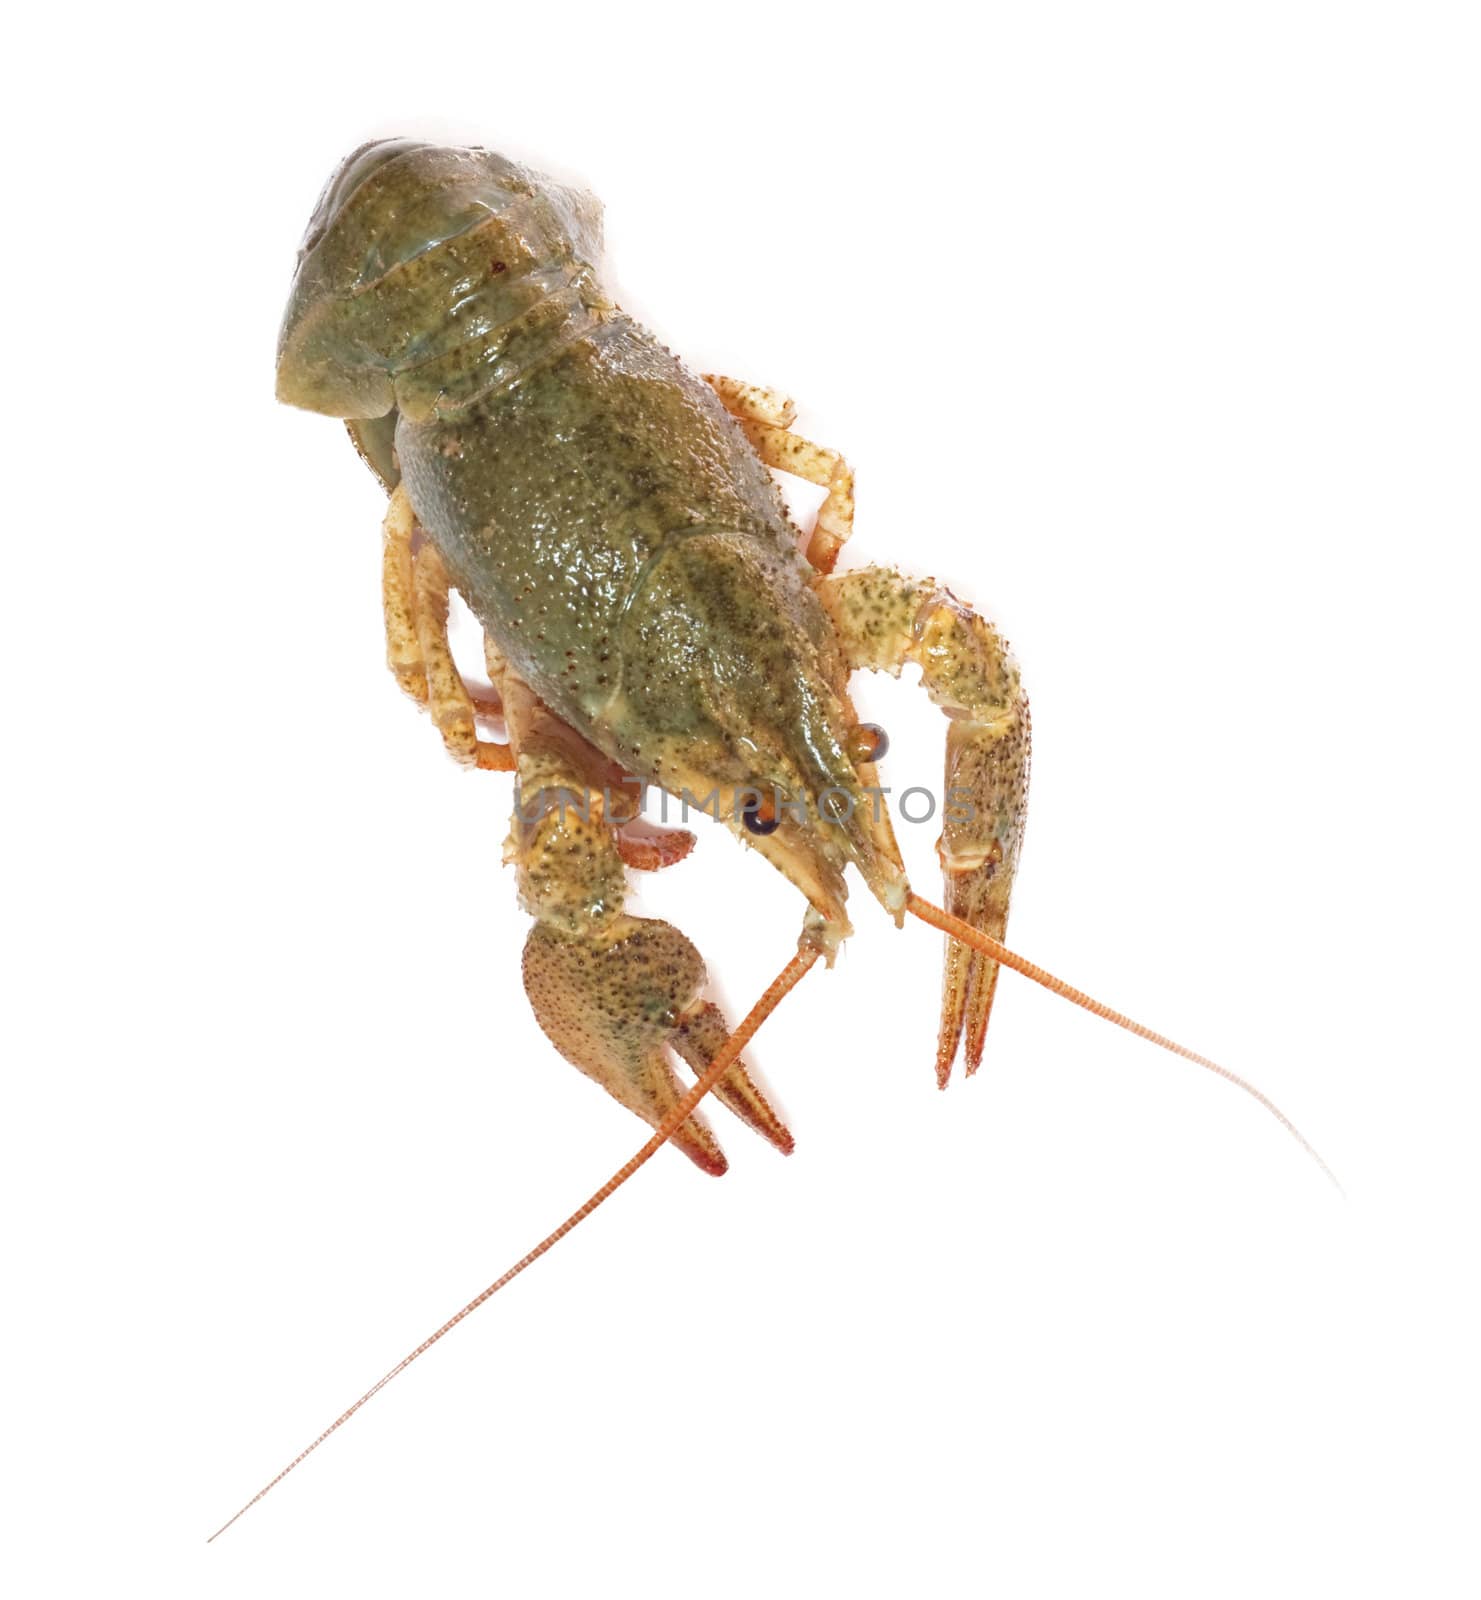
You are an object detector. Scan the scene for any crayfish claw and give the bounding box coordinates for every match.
[936,850,1011,1087]
[934,708,1029,1086]
[672,1001,794,1156]
[522,915,794,1173]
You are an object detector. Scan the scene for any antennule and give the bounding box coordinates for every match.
[906,892,1342,1194]
[207,945,820,1543]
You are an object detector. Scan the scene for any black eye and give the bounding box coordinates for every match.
[847,722,889,764]
[742,801,780,836]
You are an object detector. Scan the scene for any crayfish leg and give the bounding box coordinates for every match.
[707,373,855,573]
[381,484,514,769]
[613,819,698,871]
[505,680,793,1171]
[817,567,1031,1086]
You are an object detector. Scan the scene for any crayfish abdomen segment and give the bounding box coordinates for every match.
[277,141,610,422]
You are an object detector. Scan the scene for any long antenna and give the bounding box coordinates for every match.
[207,945,820,1542]
[211,902,1340,1542]
[906,892,1342,1194]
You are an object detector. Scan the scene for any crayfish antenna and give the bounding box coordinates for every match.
[905,892,1343,1195]
[206,945,820,1544]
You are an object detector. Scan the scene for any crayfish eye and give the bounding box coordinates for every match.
[741,796,781,836]
[846,722,889,764]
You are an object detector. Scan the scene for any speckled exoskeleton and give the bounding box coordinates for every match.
[277,138,1031,1172]
[210,140,1340,1540]
[278,139,1027,1170]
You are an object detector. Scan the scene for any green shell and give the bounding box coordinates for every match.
[278,142,894,906]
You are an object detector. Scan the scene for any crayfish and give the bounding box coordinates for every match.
[211,139,1335,1539]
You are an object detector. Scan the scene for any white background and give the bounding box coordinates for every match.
[5,3,1478,1596]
